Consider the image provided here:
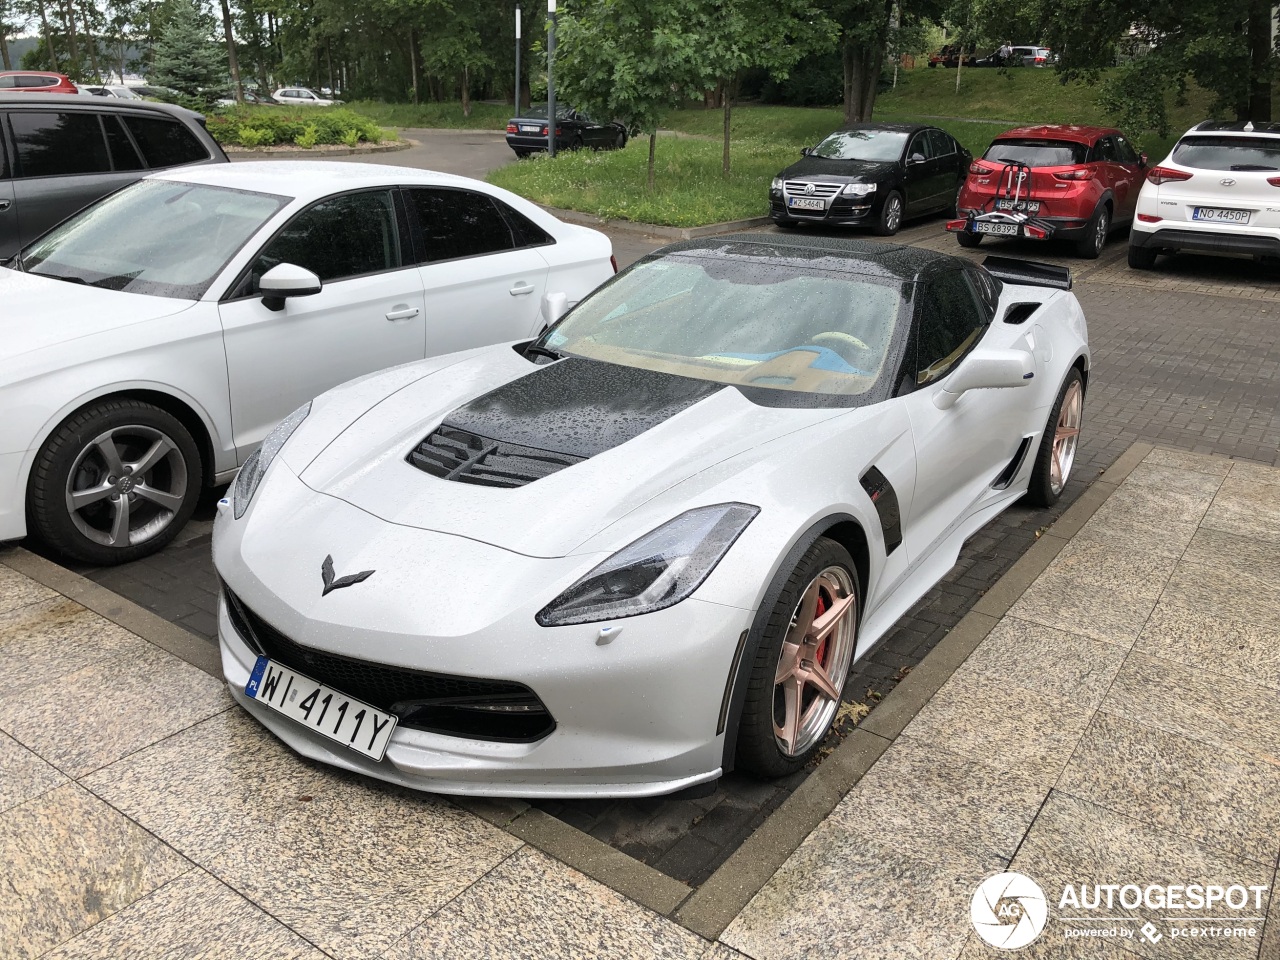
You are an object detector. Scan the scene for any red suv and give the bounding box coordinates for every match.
[955,124,1146,258]
[0,71,79,94]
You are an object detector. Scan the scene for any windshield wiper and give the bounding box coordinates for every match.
[36,272,89,285]
[523,342,563,363]
[1230,163,1278,171]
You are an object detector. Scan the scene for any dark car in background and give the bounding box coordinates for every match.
[505,106,628,157]
[0,95,227,259]
[769,124,971,235]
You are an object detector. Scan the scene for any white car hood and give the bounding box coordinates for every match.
[296,348,846,558]
[0,268,195,366]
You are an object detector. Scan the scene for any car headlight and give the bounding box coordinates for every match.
[536,503,760,626]
[843,182,877,196]
[771,177,783,192]
[232,401,311,519]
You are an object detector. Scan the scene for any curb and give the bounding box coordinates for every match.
[544,206,772,241]
[225,139,414,160]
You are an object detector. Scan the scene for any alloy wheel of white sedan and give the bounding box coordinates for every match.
[213,234,1090,798]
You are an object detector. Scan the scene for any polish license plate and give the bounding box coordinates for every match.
[996,198,1040,213]
[974,221,1020,235]
[1192,207,1250,223]
[246,657,397,761]
[519,124,540,133]
[788,197,826,211]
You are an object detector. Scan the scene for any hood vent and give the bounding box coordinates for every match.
[407,425,584,488]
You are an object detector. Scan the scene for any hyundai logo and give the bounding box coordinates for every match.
[804,183,816,195]
[1221,178,1236,186]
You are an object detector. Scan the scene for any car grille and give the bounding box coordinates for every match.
[407,425,583,488]
[223,586,556,742]
[783,180,843,199]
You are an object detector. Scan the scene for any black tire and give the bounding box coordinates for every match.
[736,537,860,778]
[1025,368,1085,508]
[872,190,904,236]
[1075,203,1111,259]
[28,399,202,565]
[614,130,626,150]
[571,135,584,151]
[957,230,983,248]
[1127,243,1157,270]
[514,150,531,159]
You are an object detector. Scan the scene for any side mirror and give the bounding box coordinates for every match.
[933,347,1034,409]
[800,146,811,157]
[908,153,927,165]
[259,263,322,312]
[541,290,569,326]
[1138,152,1148,167]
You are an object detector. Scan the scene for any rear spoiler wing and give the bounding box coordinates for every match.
[982,255,1072,291]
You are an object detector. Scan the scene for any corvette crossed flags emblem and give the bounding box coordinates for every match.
[320,554,375,596]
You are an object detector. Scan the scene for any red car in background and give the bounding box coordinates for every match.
[953,124,1146,258]
[0,71,79,94]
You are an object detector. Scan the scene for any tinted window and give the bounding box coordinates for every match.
[104,116,144,171]
[0,130,8,179]
[984,138,1088,167]
[917,269,987,384]
[253,190,400,285]
[908,132,934,160]
[18,75,56,88]
[123,116,208,168]
[408,188,515,262]
[498,201,553,248]
[927,129,954,157]
[11,112,111,177]
[0,76,14,88]
[1171,136,1280,171]
[1091,137,1118,162]
[1113,135,1140,164]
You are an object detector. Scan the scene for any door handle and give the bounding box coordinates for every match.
[0,200,10,212]
[385,306,420,321]
[510,282,535,296]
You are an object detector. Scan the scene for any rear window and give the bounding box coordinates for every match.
[123,116,210,168]
[984,138,1088,167]
[1171,136,1280,172]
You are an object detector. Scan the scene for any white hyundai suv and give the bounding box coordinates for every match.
[1128,120,1280,269]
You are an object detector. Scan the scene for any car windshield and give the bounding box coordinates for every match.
[540,252,905,399]
[1172,136,1280,171]
[19,179,288,299]
[812,129,908,162]
[984,139,1088,167]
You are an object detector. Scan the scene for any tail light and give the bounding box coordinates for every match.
[555,127,562,136]
[1147,166,1192,185]
[969,161,996,175]
[1034,56,1045,63]
[1053,169,1095,181]
[540,125,548,135]
[506,123,517,134]
[1137,214,1162,222]
[1268,176,1280,187]
[610,255,618,273]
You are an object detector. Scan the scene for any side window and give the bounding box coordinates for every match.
[104,116,144,171]
[0,76,15,88]
[908,132,933,160]
[122,116,209,168]
[916,268,988,384]
[251,190,401,286]
[407,187,516,263]
[1091,137,1117,163]
[10,111,111,177]
[1113,135,1139,164]
[496,200,554,248]
[927,129,954,157]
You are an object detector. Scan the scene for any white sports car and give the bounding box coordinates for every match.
[213,235,1090,798]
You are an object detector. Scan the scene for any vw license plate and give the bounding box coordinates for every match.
[996,198,1040,213]
[974,221,1019,236]
[246,657,397,761]
[1192,207,1250,223]
[788,197,826,211]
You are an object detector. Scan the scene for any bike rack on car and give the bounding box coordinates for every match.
[946,160,1058,241]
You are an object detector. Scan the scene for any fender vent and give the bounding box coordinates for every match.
[1002,302,1041,325]
[407,425,584,488]
[860,466,903,555]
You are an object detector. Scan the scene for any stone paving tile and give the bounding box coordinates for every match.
[1159,554,1280,627]
[0,642,231,778]
[1144,447,1236,476]
[0,782,190,960]
[1228,459,1280,487]
[0,561,56,615]
[1201,476,1280,545]
[82,709,522,960]
[41,870,328,960]
[1060,712,1280,866]
[1180,525,1280,584]
[955,931,1139,959]
[383,847,708,960]
[1136,600,1280,692]
[1010,792,1271,960]
[0,731,66,815]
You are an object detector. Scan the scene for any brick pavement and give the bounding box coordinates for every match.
[30,223,1280,888]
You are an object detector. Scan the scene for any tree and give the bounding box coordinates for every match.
[556,0,707,188]
[417,0,493,116]
[822,0,943,124]
[150,0,229,104]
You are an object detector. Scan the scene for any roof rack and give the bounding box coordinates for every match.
[981,255,1072,291]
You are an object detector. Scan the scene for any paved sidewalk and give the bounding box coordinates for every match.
[3,444,1278,959]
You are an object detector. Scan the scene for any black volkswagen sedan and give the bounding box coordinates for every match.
[770,124,971,235]
[505,106,628,158]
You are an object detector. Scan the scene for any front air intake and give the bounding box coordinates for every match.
[406,425,584,488]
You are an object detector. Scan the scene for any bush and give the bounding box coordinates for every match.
[205,107,388,148]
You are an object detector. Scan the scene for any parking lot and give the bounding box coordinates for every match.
[24,129,1277,887]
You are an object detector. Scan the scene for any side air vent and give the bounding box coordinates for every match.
[1002,302,1041,325]
[860,466,903,555]
[407,425,584,488]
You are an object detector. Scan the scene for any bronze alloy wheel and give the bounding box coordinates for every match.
[1050,379,1083,495]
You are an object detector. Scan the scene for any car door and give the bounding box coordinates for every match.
[218,188,428,458]
[926,129,963,211]
[404,186,551,355]
[902,130,943,214]
[1109,134,1144,222]
[898,266,1032,559]
[0,130,17,260]
[6,108,144,249]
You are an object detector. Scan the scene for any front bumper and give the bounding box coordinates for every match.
[213,465,753,798]
[1129,224,1280,258]
[770,196,876,224]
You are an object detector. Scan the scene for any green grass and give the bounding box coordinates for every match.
[344,100,514,130]
[487,137,798,227]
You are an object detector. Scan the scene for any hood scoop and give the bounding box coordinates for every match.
[407,357,723,488]
[407,425,584,488]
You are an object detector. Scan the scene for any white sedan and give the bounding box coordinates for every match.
[0,162,613,564]
[213,236,1090,798]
